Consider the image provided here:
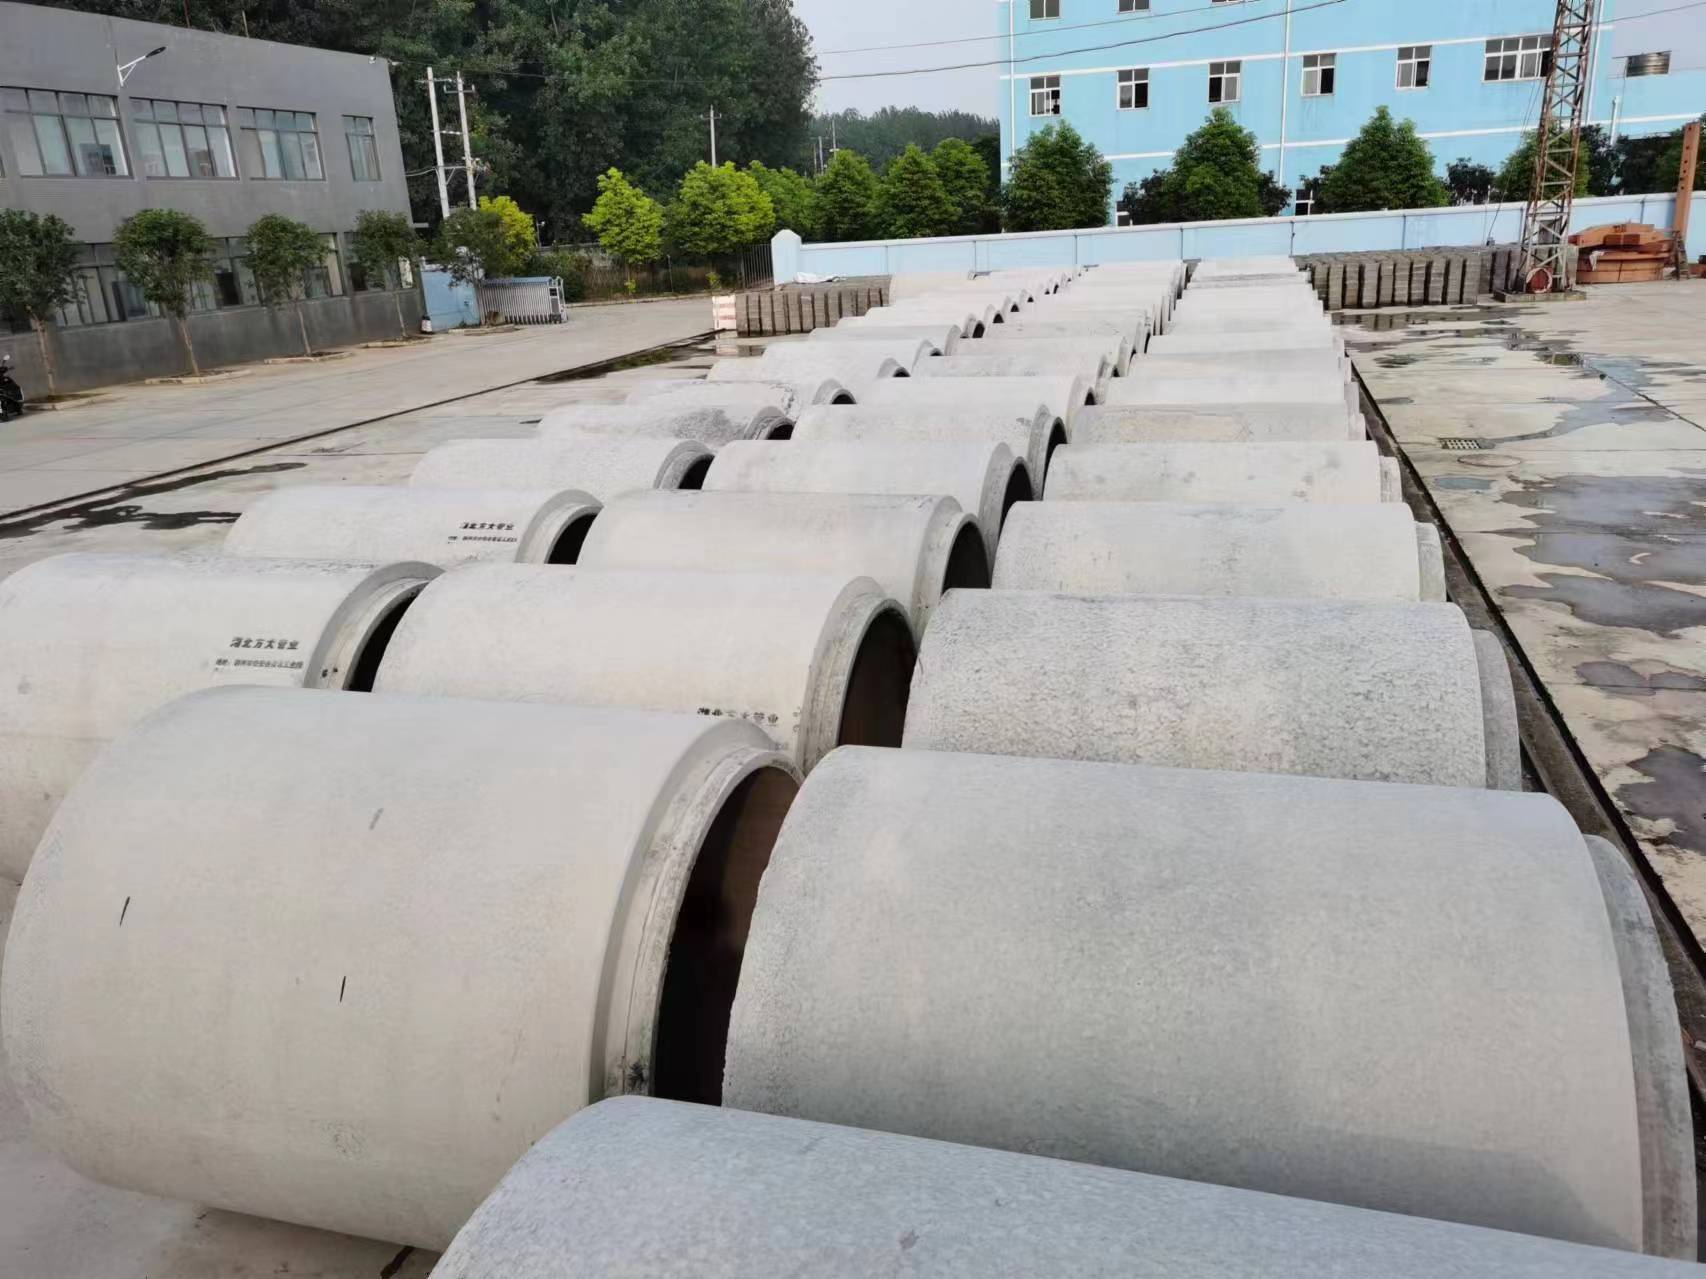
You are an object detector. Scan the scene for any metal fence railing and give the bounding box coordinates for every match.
[477,277,567,324]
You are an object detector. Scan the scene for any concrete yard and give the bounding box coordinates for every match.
[1346,281,1706,961]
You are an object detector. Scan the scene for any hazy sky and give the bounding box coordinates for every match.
[793,0,1706,119]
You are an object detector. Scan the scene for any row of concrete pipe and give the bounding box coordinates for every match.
[0,258,1697,1273]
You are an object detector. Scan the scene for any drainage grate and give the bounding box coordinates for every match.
[1438,437,1490,451]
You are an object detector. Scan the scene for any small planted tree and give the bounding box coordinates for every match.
[350,209,421,335]
[748,161,822,240]
[246,214,327,356]
[1314,108,1447,213]
[668,162,775,260]
[930,137,994,234]
[1446,158,1497,205]
[479,195,539,272]
[0,210,81,397]
[1118,110,1271,226]
[1001,122,1113,231]
[112,208,214,376]
[434,198,536,285]
[583,168,665,288]
[815,149,881,242]
[874,144,958,239]
[1497,131,1591,203]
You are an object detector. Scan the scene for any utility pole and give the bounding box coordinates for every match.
[1513,0,1599,293]
[706,106,718,166]
[455,71,476,210]
[425,67,451,220]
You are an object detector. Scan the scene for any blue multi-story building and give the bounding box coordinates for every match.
[995,0,1706,220]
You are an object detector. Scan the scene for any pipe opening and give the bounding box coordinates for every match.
[1082,387,1099,405]
[829,391,855,404]
[893,369,911,378]
[836,607,915,750]
[679,455,712,490]
[942,521,991,594]
[1045,422,1068,469]
[652,765,798,1106]
[344,589,421,694]
[970,322,985,338]
[1000,463,1035,527]
[546,511,597,564]
[765,423,794,440]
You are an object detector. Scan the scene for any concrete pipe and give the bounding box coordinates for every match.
[625,378,853,413]
[791,403,1063,494]
[973,332,1134,374]
[375,565,914,772]
[708,354,907,384]
[846,374,1095,428]
[902,591,1491,788]
[1104,371,1357,414]
[855,304,993,337]
[433,1098,1696,1279]
[1045,442,1387,505]
[538,401,790,446]
[1150,329,1346,358]
[992,501,1427,602]
[705,439,1029,566]
[917,350,1113,386]
[983,318,1146,351]
[1472,630,1522,791]
[724,746,1665,1252]
[0,552,435,883]
[1417,522,1447,600]
[222,486,600,567]
[1143,350,1352,384]
[1169,314,1334,336]
[577,491,986,640]
[756,338,937,374]
[410,435,712,498]
[2,686,798,1249]
[1380,455,1402,502]
[1070,403,1362,444]
[808,322,961,353]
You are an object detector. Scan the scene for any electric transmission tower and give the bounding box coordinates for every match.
[1513,0,1599,293]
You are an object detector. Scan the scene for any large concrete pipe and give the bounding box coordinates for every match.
[375,566,914,772]
[1473,630,1522,791]
[1151,329,1346,358]
[433,1098,1696,1278]
[852,303,994,337]
[410,435,712,497]
[846,373,1095,427]
[983,318,1146,350]
[1168,313,1334,336]
[1417,522,1447,600]
[992,501,1428,602]
[902,591,1501,789]
[1104,371,1357,415]
[1144,349,1352,384]
[724,746,1670,1252]
[808,322,961,352]
[2,687,799,1249]
[577,491,986,639]
[708,354,907,383]
[1046,441,1386,504]
[222,486,600,567]
[705,439,1029,565]
[0,553,435,883]
[538,401,790,446]
[1071,403,1362,444]
[755,337,938,373]
[626,377,853,413]
[790,403,1062,492]
[972,331,1134,373]
[917,350,1112,386]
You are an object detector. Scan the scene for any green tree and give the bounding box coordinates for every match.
[932,137,994,234]
[246,214,327,355]
[1314,107,1447,213]
[810,107,999,170]
[1118,110,1269,226]
[668,161,775,258]
[1446,158,1497,204]
[816,149,881,241]
[433,200,534,284]
[112,208,215,376]
[0,210,81,397]
[1654,115,1706,193]
[1002,121,1114,232]
[1497,131,1592,202]
[748,161,822,239]
[349,209,421,335]
[480,195,537,267]
[582,168,665,279]
[873,144,958,239]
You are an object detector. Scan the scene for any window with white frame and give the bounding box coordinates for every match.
[1029,74,1061,116]
[1117,68,1149,110]
[236,107,323,179]
[1396,44,1431,89]
[1117,0,1149,11]
[2,87,129,176]
[344,115,381,181]
[1623,51,1671,76]
[1030,0,1059,19]
[1208,60,1241,104]
[130,99,237,178]
[1302,52,1335,96]
[1484,35,1551,82]
[1294,178,1321,217]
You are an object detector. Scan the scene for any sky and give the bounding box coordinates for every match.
[793,0,1706,119]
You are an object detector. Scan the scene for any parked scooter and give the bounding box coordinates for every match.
[0,356,23,422]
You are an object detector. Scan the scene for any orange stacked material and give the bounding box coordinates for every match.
[1571,222,1676,284]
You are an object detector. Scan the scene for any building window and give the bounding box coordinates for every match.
[3,88,129,177]
[1396,45,1431,89]
[236,107,323,180]
[1030,0,1059,18]
[1117,0,1149,10]
[1484,35,1552,82]
[1029,75,1061,117]
[1208,60,1241,104]
[344,115,381,181]
[1117,68,1149,110]
[130,99,237,179]
[1623,51,1671,77]
[303,233,346,299]
[1302,53,1335,96]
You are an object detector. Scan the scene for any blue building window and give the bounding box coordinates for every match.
[1302,53,1335,97]
[1117,68,1149,110]
[1118,0,1150,11]
[1396,45,1431,90]
[1484,35,1552,82]
[1208,60,1241,104]
[1029,0,1059,19]
[1030,75,1061,116]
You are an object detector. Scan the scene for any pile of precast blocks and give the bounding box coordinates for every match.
[0,257,1697,1276]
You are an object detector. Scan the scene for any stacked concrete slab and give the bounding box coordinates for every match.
[1,256,1695,1273]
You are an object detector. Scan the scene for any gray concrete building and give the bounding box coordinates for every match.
[0,1,423,392]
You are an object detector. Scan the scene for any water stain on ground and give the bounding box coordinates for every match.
[532,338,717,382]
[1576,661,1706,695]
[1616,745,1706,862]
[0,462,304,541]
